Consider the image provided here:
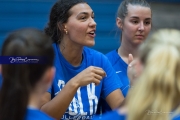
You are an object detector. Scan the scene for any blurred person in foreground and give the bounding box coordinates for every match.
[93,29,180,120]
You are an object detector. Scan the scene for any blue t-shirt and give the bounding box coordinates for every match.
[93,109,180,120]
[96,50,130,114]
[48,43,123,120]
[25,108,54,120]
[93,110,126,120]
[173,115,180,120]
[106,50,130,96]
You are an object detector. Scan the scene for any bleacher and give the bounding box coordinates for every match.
[0,0,55,52]
[0,0,121,54]
[0,0,180,54]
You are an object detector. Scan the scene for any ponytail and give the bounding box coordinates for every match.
[0,65,30,120]
[0,28,54,120]
[44,2,61,43]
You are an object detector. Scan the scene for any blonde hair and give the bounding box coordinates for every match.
[126,29,180,120]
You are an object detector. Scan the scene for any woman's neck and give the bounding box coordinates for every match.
[28,92,43,109]
[59,43,83,67]
[118,41,139,64]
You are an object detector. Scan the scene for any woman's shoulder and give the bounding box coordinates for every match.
[84,47,107,59]
[106,49,117,57]
[173,114,180,120]
[25,108,54,120]
[105,49,120,64]
[84,47,103,54]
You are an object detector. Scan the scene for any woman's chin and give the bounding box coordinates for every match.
[134,39,144,44]
[85,42,95,47]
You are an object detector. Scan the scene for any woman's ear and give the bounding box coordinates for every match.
[57,22,64,31]
[41,67,55,90]
[116,17,123,30]
[47,67,55,86]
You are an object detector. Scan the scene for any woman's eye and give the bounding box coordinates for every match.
[132,21,138,24]
[81,16,86,20]
[145,21,151,25]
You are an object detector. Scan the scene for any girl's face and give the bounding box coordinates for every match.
[64,3,96,47]
[119,4,152,45]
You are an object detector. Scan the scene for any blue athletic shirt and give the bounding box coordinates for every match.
[97,50,130,114]
[48,43,123,120]
[173,115,180,120]
[93,109,180,120]
[106,50,130,97]
[93,110,126,120]
[25,108,54,120]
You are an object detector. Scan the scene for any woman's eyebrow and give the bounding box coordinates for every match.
[130,16,151,20]
[77,11,94,16]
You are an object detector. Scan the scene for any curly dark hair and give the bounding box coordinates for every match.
[44,0,87,44]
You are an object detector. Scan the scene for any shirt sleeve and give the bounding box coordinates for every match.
[100,55,123,99]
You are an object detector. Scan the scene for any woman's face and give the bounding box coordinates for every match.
[64,3,96,47]
[120,4,152,45]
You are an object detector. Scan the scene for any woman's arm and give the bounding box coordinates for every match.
[105,89,124,109]
[40,79,79,119]
[40,66,106,119]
